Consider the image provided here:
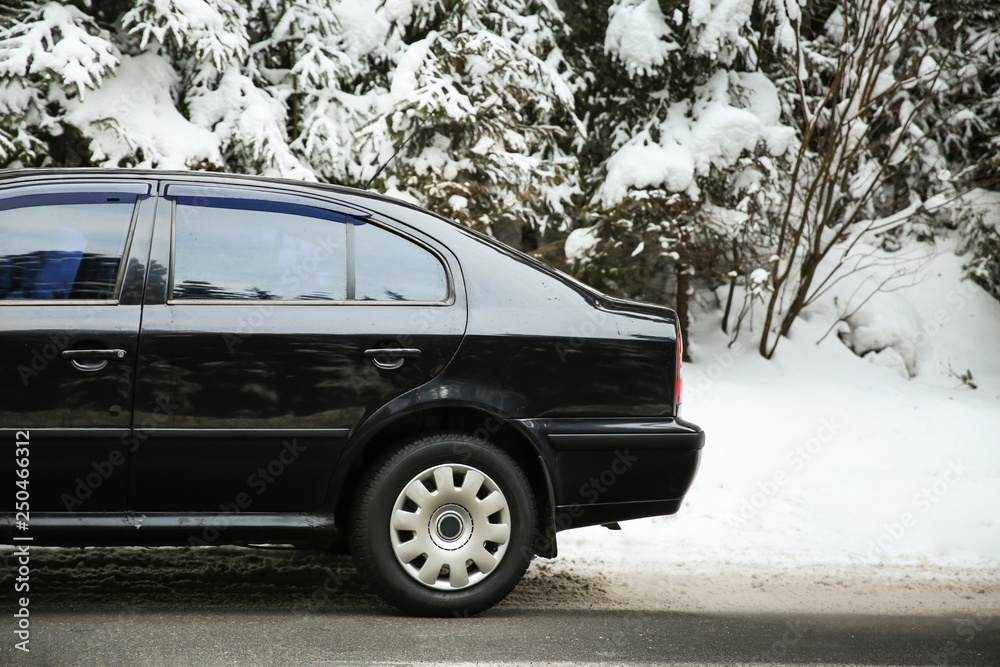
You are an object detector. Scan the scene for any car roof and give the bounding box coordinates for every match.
[0,167,396,207]
[0,167,622,307]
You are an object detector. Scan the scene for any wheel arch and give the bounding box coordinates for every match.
[327,401,558,558]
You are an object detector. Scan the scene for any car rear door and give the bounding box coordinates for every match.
[128,183,466,514]
[0,179,155,512]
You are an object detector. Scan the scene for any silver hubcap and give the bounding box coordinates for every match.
[390,463,512,590]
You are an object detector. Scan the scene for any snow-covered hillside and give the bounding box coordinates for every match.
[560,220,1000,610]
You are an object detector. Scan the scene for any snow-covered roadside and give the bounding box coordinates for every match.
[557,232,1000,615]
[523,558,1000,616]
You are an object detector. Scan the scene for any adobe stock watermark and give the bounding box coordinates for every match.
[451,415,504,461]
[555,306,614,363]
[174,191,340,353]
[520,448,640,560]
[347,306,452,397]
[753,620,804,662]
[60,398,178,511]
[684,340,746,401]
[188,438,307,546]
[853,459,968,564]
[885,280,980,365]
[293,563,358,615]
[726,417,842,527]
[16,306,98,386]
[927,613,994,666]
[222,304,275,353]
[12,430,32,653]
[577,449,640,504]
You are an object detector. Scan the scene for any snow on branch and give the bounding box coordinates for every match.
[605,0,679,77]
[122,0,248,73]
[0,2,118,99]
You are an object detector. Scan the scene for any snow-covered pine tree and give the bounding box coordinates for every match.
[561,0,793,354]
[931,0,1000,188]
[122,0,248,76]
[0,0,993,326]
[935,0,1000,302]
[0,1,119,166]
[123,0,314,176]
[256,0,394,185]
[364,0,580,250]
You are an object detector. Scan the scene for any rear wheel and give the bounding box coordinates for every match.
[350,433,537,616]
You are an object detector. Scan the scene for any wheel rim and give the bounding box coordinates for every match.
[390,463,512,591]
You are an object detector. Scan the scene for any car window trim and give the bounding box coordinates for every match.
[352,217,456,305]
[0,181,152,202]
[167,197,353,302]
[111,194,144,301]
[166,200,455,306]
[0,185,149,306]
[346,219,357,300]
[162,183,374,220]
[167,198,178,301]
[165,298,456,306]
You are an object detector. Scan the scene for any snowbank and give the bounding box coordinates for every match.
[561,234,1000,578]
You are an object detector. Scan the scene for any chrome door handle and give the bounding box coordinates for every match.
[364,348,421,370]
[62,349,127,360]
[62,348,127,372]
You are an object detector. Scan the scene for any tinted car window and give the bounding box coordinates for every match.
[355,222,448,302]
[172,203,348,301]
[0,200,134,301]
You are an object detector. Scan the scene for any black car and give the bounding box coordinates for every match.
[1,169,704,616]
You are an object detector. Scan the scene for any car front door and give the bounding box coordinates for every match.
[0,180,155,513]
[129,183,466,516]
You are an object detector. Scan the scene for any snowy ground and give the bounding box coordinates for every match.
[559,228,1000,617]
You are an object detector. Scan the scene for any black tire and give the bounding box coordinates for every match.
[350,433,537,616]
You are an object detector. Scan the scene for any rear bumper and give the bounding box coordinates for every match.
[512,417,704,530]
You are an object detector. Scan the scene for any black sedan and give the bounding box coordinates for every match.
[0,169,704,616]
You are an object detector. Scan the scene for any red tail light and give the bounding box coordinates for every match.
[675,329,683,415]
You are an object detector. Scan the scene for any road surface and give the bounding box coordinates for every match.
[1,546,996,666]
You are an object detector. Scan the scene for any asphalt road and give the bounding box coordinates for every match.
[1,547,997,666]
[4,608,999,666]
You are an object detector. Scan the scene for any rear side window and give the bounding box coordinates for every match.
[355,222,448,302]
[0,199,135,301]
[172,203,348,301]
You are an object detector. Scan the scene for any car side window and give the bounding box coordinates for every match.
[172,203,348,301]
[0,199,135,301]
[355,222,449,302]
